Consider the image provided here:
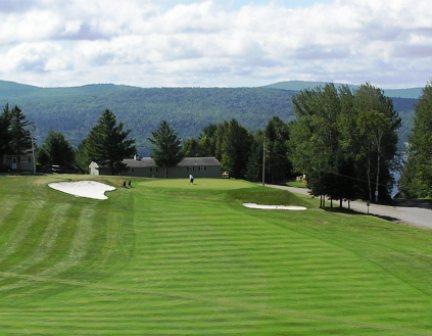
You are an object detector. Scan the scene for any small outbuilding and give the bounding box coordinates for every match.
[2,149,35,172]
[89,161,100,176]
[122,156,221,178]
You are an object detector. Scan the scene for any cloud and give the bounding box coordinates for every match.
[0,0,431,88]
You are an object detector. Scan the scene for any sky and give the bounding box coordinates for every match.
[0,0,431,88]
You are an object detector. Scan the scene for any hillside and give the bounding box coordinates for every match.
[0,80,417,154]
[0,81,295,154]
[264,80,423,99]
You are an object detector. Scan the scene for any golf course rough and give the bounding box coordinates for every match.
[0,175,432,335]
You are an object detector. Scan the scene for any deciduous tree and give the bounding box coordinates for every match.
[221,119,253,178]
[38,131,75,168]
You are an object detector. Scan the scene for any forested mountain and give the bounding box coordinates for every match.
[265,80,423,99]
[0,80,417,155]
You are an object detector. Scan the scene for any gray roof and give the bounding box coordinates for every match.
[123,157,220,168]
[123,157,156,168]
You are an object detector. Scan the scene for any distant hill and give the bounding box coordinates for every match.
[264,80,423,99]
[0,80,41,97]
[0,81,295,154]
[0,80,418,154]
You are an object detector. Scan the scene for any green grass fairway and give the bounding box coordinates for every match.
[1,175,432,335]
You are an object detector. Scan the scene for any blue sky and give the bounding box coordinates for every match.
[0,0,431,88]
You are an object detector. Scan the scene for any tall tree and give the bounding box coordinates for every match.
[198,124,218,156]
[354,84,400,201]
[221,119,253,178]
[75,139,91,173]
[9,105,32,170]
[400,83,432,198]
[0,104,12,164]
[264,116,292,184]
[245,131,264,182]
[148,120,183,176]
[38,131,75,168]
[290,83,399,205]
[182,138,201,157]
[290,84,343,203]
[86,109,136,174]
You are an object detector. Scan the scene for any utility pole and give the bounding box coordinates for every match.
[262,136,266,186]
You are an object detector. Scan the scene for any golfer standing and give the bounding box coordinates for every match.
[189,174,194,185]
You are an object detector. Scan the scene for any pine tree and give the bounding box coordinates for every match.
[148,120,183,177]
[0,104,12,164]
[9,105,32,170]
[86,109,136,174]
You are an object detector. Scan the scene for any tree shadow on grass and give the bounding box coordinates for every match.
[323,207,400,223]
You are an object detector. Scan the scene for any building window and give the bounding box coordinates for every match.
[28,157,31,163]
[204,166,207,171]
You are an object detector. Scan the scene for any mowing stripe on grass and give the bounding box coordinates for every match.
[0,270,431,335]
[0,200,47,265]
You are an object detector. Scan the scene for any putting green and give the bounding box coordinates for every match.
[1,175,432,335]
[141,177,255,189]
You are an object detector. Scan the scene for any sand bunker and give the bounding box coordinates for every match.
[243,203,306,211]
[48,181,116,200]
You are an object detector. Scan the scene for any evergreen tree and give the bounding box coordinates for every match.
[148,120,183,176]
[86,109,136,174]
[38,131,75,168]
[400,83,432,198]
[0,104,12,164]
[9,105,32,170]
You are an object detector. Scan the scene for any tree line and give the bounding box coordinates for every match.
[1,82,430,202]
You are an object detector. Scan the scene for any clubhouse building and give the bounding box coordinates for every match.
[121,156,222,178]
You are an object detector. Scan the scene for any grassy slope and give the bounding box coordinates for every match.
[1,176,432,335]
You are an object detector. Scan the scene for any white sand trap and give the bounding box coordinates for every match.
[243,203,306,211]
[48,181,116,200]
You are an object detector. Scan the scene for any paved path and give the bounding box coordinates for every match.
[267,184,432,230]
